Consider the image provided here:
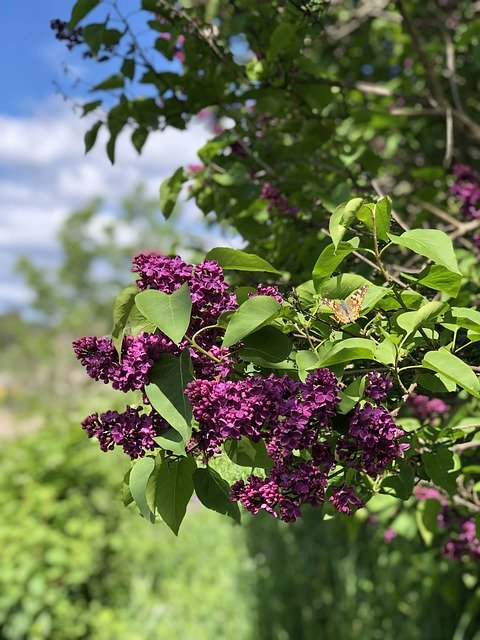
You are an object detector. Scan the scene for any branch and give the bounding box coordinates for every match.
[395,0,446,107]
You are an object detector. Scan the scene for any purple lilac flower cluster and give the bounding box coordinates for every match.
[450,164,480,247]
[74,253,239,458]
[407,393,449,426]
[248,284,284,304]
[260,183,299,217]
[415,484,480,562]
[338,405,409,474]
[73,332,172,392]
[81,407,168,459]
[365,372,393,401]
[186,369,408,521]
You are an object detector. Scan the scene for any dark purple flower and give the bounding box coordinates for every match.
[81,406,166,459]
[73,332,173,392]
[346,404,408,473]
[260,182,298,217]
[365,371,393,401]
[132,253,192,292]
[329,485,364,515]
[248,284,284,304]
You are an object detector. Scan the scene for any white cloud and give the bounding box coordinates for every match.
[0,95,242,313]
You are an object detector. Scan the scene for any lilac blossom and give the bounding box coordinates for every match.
[407,393,449,425]
[365,372,393,401]
[329,486,364,515]
[81,407,166,459]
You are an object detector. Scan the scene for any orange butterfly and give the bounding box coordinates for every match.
[320,285,368,324]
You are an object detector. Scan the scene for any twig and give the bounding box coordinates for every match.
[395,0,446,107]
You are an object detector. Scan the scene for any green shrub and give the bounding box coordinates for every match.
[0,417,253,640]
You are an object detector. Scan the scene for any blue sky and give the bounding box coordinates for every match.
[0,1,238,313]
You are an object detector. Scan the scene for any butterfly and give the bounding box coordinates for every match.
[320,285,369,324]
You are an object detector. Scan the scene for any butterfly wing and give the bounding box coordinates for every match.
[321,298,352,324]
[344,285,369,322]
[321,285,368,324]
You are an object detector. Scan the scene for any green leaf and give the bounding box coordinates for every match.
[451,307,480,332]
[397,301,446,341]
[338,376,366,414]
[127,305,157,336]
[222,296,282,348]
[193,467,241,523]
[159,167,186,219]
[296,350,320,381]
[269,23,298,57]
[312,239,360,289]
[155,428,187,457]
[417,373,457,393]
[205,247,280,274]
[422,348,480,397]
[131,127,149,154]
[422,448,460,496]
[317,274,369,300]
[135,283,192,345]
[106,133,118,164]
[121,57,135,80]
[69,0,99,27]
[374,338,397,365]
[224,437,274,470]
[373,196,392,241]
[84,121,102,153]
[416,499,442,546]
[92,74,125,91]
[388,230,461,275]
[329,198,364,249]
[418,265,462,297]
[381,461,415,500]
[81,100,102,116]
[240,326,292,363]
[146,455,196,535]
[145,351,194,442]
[129,457,156,522]
[317,338,377,367]
[111,284,138,354]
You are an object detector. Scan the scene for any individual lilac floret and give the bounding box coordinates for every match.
[132,253,192,292]
[365,372,393,401]
[329,486,364,516]
[73,333,172,392]
[345,404,409,473]
[248,284,284,304]
[81,407,165,459]
[407,393,449,425]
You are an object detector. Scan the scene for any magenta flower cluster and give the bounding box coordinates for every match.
[74,253,239,458]
[365,372,393,401]
[81,407,167,459]
[73,252,410,524]
[407,393,449,426]
[450,164,480,247]
[415,485,480,562]
[185,370,408,521]
[260,183,299,217]
[338,405,408,474]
